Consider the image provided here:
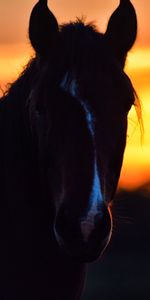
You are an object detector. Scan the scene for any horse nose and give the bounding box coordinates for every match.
[79,205,112,261]
[54,204,112,262]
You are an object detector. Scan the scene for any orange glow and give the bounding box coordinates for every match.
[0,44,33,90]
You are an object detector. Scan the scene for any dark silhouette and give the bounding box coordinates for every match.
[0,0,137,299]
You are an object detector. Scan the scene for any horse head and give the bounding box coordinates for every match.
[27,0,137,262]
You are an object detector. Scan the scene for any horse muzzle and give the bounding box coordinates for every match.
[54,204,112,262]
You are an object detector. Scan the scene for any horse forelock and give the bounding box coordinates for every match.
[51,21,135,113]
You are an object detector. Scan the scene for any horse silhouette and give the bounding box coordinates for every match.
[0,0,137,299]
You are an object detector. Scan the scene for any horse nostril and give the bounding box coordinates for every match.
[80,204,112,254]
[55,206,73,228]
[54,206,81,244]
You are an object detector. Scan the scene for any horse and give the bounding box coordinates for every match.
[0,0,137,299]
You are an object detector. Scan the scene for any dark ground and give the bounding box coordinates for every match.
[82,184,150,300]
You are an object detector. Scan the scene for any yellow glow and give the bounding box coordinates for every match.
[126,48,150,71]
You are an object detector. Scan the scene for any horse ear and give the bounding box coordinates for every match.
[29,0,59,57]
[105,0,137,67]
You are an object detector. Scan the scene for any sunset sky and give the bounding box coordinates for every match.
[0,0,149,190]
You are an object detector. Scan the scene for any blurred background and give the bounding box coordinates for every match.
[0,1,150,299]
